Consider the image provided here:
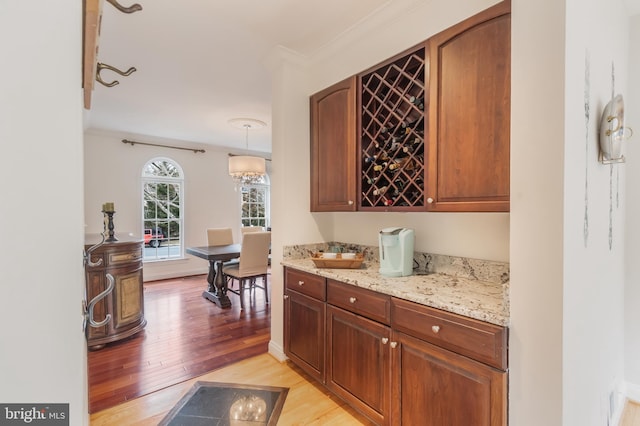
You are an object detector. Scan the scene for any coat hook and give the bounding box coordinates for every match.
[96,62,137,87]
[106,0,143,14]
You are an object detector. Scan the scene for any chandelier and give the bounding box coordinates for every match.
[228,118,266,185]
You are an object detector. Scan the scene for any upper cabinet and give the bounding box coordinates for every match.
[309,0,510,213]
[427,0,510,212]
[310,76,357,212]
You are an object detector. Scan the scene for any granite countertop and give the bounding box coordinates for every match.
[281,257,509,327]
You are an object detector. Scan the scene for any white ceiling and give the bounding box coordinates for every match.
[87,0,390,153]
[87,0,640,154]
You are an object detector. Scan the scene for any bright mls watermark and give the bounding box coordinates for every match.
[0,404,68,425]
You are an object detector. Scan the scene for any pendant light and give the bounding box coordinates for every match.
[228,118,266,185]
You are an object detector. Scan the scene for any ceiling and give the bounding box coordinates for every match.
[87,0,390,153]
[87,0,640,154]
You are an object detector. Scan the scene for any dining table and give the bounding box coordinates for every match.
[186,244,241,308]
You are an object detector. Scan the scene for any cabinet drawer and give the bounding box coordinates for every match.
[108,248,142,266]
[391,297,507,370]
[327,280,390,325]
[285,268,326,301]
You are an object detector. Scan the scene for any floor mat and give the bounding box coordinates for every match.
[158,381,288,426]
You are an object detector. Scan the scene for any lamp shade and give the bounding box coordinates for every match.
[228,155,266,176]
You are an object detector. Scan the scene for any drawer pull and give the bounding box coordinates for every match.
[390,342,398,349]
[349,297,357,304]
[283,295,289,300]
[432,325,441,333]
[381,337,389,344]
[298,281,304,286]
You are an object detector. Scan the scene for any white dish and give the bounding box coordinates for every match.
[322,253,337,259]
[341,253,356,259]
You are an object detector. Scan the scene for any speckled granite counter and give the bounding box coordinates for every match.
[281,243,510,327]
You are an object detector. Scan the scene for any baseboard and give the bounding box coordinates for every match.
[143,267,208,282]
[268,340,287,362]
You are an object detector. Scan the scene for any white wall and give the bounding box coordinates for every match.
[0,1,87,424]
[562,0,629,423]
[84,130,256,281]
[625,14,640,396]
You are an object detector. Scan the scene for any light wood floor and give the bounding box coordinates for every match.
[621,400,640,426]
[90,353,373,425]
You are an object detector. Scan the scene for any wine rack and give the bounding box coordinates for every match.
[360,46,426,209]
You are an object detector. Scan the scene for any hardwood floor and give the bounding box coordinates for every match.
[89,353,373,425]
[621,400,640,426]
[88,274,270,413]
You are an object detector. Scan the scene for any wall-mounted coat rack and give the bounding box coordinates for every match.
[599,94,633,164]
[83,0,142,109]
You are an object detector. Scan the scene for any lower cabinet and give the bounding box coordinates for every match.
[327,305,391,425]
[283,267,508,425]
[284,268,327,382]
[391,331,506,426]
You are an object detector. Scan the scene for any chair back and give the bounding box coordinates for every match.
[207,228,234,246]
[238,231,271,276]
[240,226,264,241]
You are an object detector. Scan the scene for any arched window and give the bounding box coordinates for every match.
[142,157,184,261]
[240,174,270,228]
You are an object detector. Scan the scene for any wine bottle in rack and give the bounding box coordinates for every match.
[393,178,406,191]
[402,144,416,154]
[378,151,390,162]
[409,96,424,110]
[373,186,388,196]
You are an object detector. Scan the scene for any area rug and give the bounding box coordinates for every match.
[159,381,288,426]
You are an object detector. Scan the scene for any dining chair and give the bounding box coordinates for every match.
[223,231,271,310]
[240,226,264,239]
[206,227,238,266]
[240,226,270,265]
[207,227,234,246]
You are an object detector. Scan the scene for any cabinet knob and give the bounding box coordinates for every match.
[283,295,289,300]
[298,281,304,286]
[427,197,434,204]
[381,337,389,344]
[348,200,354,205]
[390,342,398,348]
[349,297,357,304]
[432,325,440,333]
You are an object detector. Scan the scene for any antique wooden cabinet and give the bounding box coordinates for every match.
[310,76,357,212]
[84,239,146,350]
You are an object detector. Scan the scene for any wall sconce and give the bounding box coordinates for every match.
[599,94,633,164]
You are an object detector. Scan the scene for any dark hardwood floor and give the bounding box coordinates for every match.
[87,273,271,414]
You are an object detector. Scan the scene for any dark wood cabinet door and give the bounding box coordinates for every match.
[391,331,507,426]
[327,305,391,425]
[284,290,326,382]
[427,0,511,212]
[310,76,357,212]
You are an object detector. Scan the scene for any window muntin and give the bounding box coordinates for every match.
[142,158,184,261]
